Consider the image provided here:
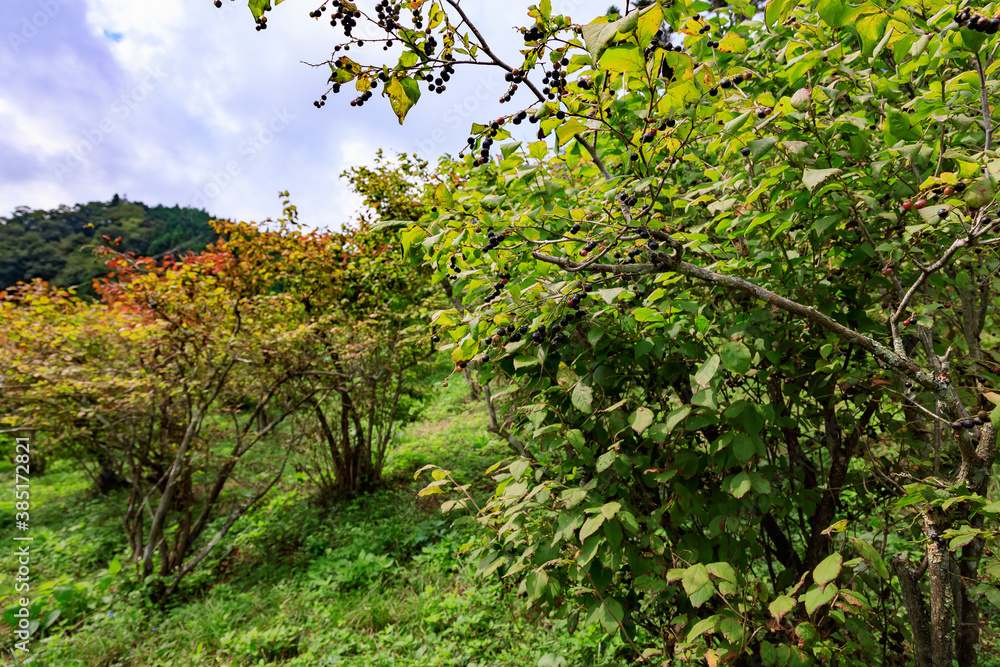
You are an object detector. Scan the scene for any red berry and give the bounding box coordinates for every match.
[914,198,928,210]
[944,186,955,196]
[902,200,913,211]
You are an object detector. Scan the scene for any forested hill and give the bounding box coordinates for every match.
[0,196,219,295]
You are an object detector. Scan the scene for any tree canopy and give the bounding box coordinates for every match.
[0,198,218,296]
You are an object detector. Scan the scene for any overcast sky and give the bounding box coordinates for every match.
[1,0,610,229]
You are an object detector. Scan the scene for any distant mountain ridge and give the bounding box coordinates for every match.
[0,196,220,295]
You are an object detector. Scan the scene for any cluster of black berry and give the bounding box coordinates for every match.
[481,229,506,252]
[327,1,361,37]
[499,69,526,103]
[511,110,529,125]
[957,8,1000,33]
[468,120,501,166]
[255,14,268,31]
[617,191,639,207]
[424,54,455,94]
[708,72,749,97]
[644,29,684,58]
[569,223,581,234]
[213,0,222,7]
[524,24,545,43]
[951,416,985,429]
[350,90,374,107]
[482,271,511,303]
[541,58,570,99]
[422,33,438,57]
[444,255,460,280]
[373,0,401,32]
[579,239,599,256]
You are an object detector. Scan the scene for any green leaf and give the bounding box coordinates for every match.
[802,168,841,191]
[579,513,605,541]
[813,553,843,586]
[707,562,736,585]
[386,76,421,125]
[803,582,838,614]
[682,564,715,607]
[720,341,751,374]
[629,406,654,434]
[514,355,540,369]
[636,3,664,48]
[848,537,890,580]
[663,405,691,434]
[598,45,646,73]
[600,501,622,520]
[598,287,627,303]
[632,307,664,323]
[557,363,580,388]
[817,0,872,28]
[581,5,651,62]
[965,175,997,210]
[749,137,778,160]
[730,472,752,498]
[769,595,797,620]
[856,12,890,56]
[572,383,594,414]
[595,598,624,634]
[451,337,478,363]
[765,0,797,30]
[248,0,281,21]
[687,615,720,641]
[724,111,752,134]
[694,354,720,387]
[733,438,755,463]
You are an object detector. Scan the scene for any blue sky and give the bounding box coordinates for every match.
[1,0,609,229]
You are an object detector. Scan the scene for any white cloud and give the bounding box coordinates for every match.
[1,0,612,227]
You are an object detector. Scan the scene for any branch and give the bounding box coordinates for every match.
[531,251,946,389]
[891,553,933,667]
[482,384,530,458]
[973,52,992,153]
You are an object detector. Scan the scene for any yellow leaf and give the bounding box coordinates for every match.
[679,17,703,35]
[718,32,747,53]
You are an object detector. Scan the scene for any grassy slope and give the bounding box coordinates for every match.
[1,378,625,666]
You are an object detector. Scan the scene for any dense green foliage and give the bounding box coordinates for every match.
[1,380,627,666]
[244,0,1000,663]
[0,198,217,295]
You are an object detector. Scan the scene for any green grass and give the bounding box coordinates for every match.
[1,377,625,666]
